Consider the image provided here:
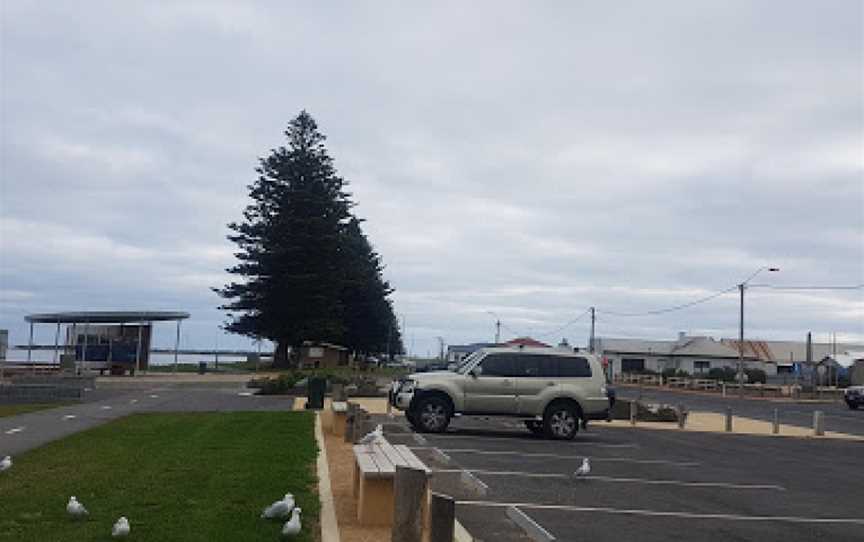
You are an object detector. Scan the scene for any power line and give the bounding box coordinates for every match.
[533,308,591,338]
[748,284,864,290]
[599,285,739,318]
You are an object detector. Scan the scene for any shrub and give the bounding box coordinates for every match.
[662,368,690,378]
[708,367,737,382]
[744,368,767,384]
[256,373,302,395]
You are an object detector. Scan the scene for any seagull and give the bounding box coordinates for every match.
[358,424,383,444]
[261,493,295,519]
[67,496,88,518]
[0,456,11,472]
[574,457,591,477]
[112,516,130,538]
[281,507,302,537]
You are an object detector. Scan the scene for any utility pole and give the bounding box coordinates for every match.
[588,307,596,353]
[738,283,745,396]
[494,320,501,344]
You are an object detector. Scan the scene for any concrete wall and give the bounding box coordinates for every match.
[605,353,776,376]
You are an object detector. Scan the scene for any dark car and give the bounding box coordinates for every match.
[845,386,864,410]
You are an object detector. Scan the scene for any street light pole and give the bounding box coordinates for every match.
[737,267,780,396]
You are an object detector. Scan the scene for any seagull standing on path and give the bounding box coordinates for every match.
[574,457,591,477]
[0,456,11,472]
[112,516,130,538]
[281,507,302,537]
[261,493,295,519]
[67,496,88,518]
[358,424,383,445]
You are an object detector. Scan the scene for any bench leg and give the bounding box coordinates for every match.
[358,476,394,526]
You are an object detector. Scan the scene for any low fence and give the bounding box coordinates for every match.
[614,373,846,400]
[0,374,93,404]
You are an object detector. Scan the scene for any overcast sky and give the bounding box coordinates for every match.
[1,1,862,356]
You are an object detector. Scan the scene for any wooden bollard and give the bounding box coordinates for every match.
[344,402,358,443]
[813,411,824,436]
[725,407,733,432]
[772,409,780,434]
[429,492,455,542]
[391,466,428,542]
[629,400,637,426]
[676,404,686,429]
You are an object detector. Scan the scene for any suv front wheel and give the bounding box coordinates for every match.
[414,395,452,433]
[544,402,580,440]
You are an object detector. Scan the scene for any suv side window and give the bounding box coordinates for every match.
[558,357,592,377]
[518,355,557,377]
[480,354,516,377]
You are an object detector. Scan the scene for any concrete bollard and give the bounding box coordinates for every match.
[772,409,780,435]
[629,400,637,426]
[391,465,429,542]
[722,382,727,397]
[725,407,733,432]
[813,411,824,436]
[429,492,456,542]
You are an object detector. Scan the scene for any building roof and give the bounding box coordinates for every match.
[447,343,498,353]
[505,337,552,348]
[25,311,190,324]
[721,339,864,363]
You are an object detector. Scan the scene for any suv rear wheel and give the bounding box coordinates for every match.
[544,402,580,440]
[414,395,452,433]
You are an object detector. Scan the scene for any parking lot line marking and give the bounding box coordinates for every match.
[455,501,864,525]
[460,470,489,497]
[424,447,700,467]
[62,415,77,420]
[460,470,785,490]
[424,434,638,448]
[581,475,785,491]
[100,405,112,410]
[5,426,25,435]
[506,506,556,542]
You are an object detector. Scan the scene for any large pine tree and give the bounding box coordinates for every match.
[216,111,399,366]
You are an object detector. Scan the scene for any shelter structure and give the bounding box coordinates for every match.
[22,311,189,375]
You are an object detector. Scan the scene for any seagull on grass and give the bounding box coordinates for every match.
[574,457,591,477]
[0,456,11,472]
[112,516,130,538]
[281,507,302,537]
[67,496,88,518]
[262,493,295,519]
[359,424,383,444]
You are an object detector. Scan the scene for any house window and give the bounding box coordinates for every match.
[621,358,645,373]
[694,361,711,374]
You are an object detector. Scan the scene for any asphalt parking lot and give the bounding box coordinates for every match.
[385,415,864,542]
[617,386,864,437]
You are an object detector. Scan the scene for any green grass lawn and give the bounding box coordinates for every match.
[0,412,319,541]
[0,403,70,418]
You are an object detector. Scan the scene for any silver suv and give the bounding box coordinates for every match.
[389,347,612,439]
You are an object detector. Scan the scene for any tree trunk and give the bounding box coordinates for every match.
[274,340,292,369]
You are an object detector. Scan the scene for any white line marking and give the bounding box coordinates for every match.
[129,399,138,404]
[458,470,784,490]
[412,433,428,446]
[430,447,451,465]
[148,394,159,398]
[507,506,556,542]
[460,470,489,497]
[100,406,112,410]
[4,426,25,435]
[455,501,864,525]
[422,447,699,467]
[63,415,77,420]
[426,434,637,448]
[238,392,253,397]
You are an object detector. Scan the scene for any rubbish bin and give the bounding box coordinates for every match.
[198,362,207,375]
[306,377,326,410]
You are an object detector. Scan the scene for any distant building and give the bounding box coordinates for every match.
[596,332,864,379]
[297,342,349,369]
[504,337,552,348]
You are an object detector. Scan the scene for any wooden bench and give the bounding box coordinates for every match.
[352,437,430,526]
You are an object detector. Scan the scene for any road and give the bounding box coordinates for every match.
[615,385,864,436]
[0,384,294,457]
